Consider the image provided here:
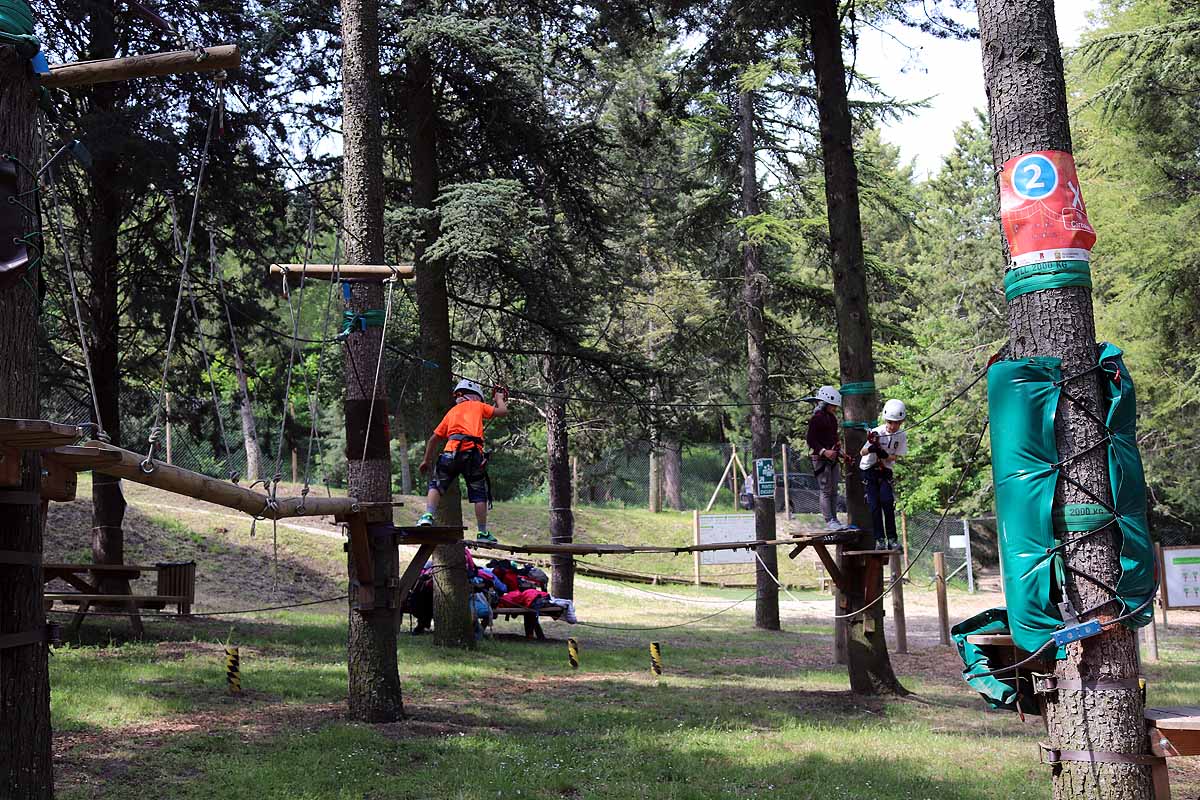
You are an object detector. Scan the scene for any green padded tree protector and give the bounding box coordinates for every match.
[950,607,1040,714]
[1098,343,1155,625]
[985,348,1153,656]
[988,356,1064,653]
[1003,260,1091,302]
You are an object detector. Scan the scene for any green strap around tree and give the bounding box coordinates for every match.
[1003,260,1091,303]
[841,420,878,431]
[341,309,387,335]
[1053,503,1116,532]
[0,0,40,57]
[839,381,876,396]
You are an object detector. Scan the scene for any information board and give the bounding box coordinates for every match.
[698,514,756,565]
[1162,545,1200,609]
[754,458,775,498]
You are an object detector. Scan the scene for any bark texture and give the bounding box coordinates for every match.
[406,28,473,648]
[978,2,1149,797]
[233,350,263,482]
[661,440,683,511]
[738,90,780,632]
[0,46,54,799]
[85,0,130,598]
[341,0,404,721]
[394,412,413,494]
[647,448,661,513]
[810,0,904,694]
[544,357,574,599]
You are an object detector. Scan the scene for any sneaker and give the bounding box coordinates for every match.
[476,530,497,543]
[825,520,843,531]
[887,539,900,551]
[875,540,888,551]
[416,512,435,527]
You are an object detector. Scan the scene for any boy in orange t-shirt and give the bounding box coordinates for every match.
[417,379,509,539]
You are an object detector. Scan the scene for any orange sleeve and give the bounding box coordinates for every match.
[481,404,495,420]
[433,410,452,439]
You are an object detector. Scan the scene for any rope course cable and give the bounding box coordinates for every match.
[41,148,108,442]
[831,420,991,620]
[144,86,221,472]
[300,232,342,502]
[46,594,349,620]
[357,267,399,478]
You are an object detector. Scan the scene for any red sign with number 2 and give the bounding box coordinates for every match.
[999,150,1096,266]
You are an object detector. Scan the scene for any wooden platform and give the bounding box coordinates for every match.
[0,418,82,449]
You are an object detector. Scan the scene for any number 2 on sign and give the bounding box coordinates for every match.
[1011,153,1059,200]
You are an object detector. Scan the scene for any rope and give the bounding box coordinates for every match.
[271,204,317,478]
[831,421,990,620]
[575,591,755,631]
[301,232,342,501]
[43,155,107,442]
[754,550,809,607]
[211,231,254,480]
[357,270,399,477]
[144,88,221,471]
[168,193,236,478]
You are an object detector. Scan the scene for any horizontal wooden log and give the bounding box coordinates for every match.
[270,264,414,280]
[462,531,839,557]
[84,440,360,520]
[40,45,241,89]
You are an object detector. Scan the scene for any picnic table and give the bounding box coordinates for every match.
[43,561,196,637]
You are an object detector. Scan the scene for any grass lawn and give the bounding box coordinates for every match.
[42,479,1200,799]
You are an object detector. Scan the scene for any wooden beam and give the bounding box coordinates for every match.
[811,543,848,594]
[0,418,82,449]
[42,445,121,471]
[83,440,360,519]
[270,264,414,280]
[40,45,240,89]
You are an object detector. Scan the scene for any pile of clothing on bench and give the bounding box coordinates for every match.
[403,549,577,637]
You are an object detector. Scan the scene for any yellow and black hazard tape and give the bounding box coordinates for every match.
[567,637,579,669]
[225,646,241,695]
[649,641,663,676]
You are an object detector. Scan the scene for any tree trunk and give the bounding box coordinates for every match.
[341,0,404,721]
[648,447,661,513]
[0,45,54,800]
[662,439,683,510]
[85,0,129,598]
[394,410,413,494]
[544,357,574,599]
[977,2,1149,797]
[407,26,473,648]
[232,348,263,482]
[810,0,905,694]
[737,90,780,632]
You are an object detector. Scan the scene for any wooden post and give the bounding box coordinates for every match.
[934,551,950,646]
[164,392,173,465]
[40,45,241,89]
[729,449,738,512]
[900,510,909,570]
[834,548,848,664]
[961,518,975,593]
[890,551,907,654]
[291,447,298,483]
[1156,543,1168,629]
[1143,603,1159,663]
[704,450,736,513]
[693,509,702,586]
[781,443,791,519]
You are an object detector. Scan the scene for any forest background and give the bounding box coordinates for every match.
[33,0,1200,540]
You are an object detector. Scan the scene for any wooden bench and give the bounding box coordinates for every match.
[43,561,196,637]
[491,605,565,640]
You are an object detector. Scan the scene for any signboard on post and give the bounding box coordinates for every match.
[1161,545,1200,609]
[754,458,775,498]
[999,150,1096,265]
[698,514,756,565]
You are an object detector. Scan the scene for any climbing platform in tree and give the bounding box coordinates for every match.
[0,418,83,449]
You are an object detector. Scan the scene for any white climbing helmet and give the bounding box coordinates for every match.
[813,385,842,407]
[453,378,485,401]
[882,398,907,422]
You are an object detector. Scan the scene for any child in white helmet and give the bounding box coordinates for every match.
[859,398,908,550]
[417,379,509,539]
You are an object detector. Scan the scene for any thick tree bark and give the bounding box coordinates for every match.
[0,46,54,800]
[543,357,575,599]
[232,350,263,482]
[84,0,130,598]
[341,0,404,721]
[407,27,473,648]
[977,2,1149,797]
[810,0,905,694]
[738,90,780,631]
[662,439,683,510]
